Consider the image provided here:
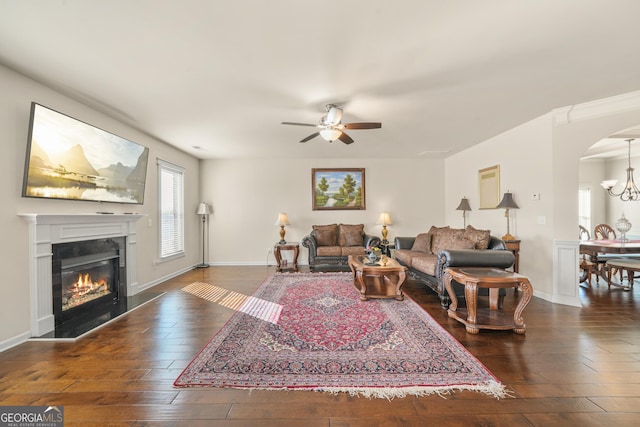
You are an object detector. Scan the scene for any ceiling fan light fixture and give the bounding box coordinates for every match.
[320,128,342,142]
[325,104,343,125]
[282,105,380,144]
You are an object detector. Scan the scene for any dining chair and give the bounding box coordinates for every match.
[579,225,594,286]
[592,224,621,285]
[579,225,590,241]
[594,223,616,240]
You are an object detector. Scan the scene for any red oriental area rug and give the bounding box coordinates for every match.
[174,272,507,399]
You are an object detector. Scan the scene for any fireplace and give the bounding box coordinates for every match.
[52,237,126,327]
[19,213,143,337]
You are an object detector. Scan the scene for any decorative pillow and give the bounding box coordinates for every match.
[411,233,431,253]
[312,224,338,246]
[428,225,451,242]
[464,225,491,249]
[444,238,476,250]
[430,227,465,254]
[338,224,364,246]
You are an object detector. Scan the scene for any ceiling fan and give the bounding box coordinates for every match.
[281,104,382,144]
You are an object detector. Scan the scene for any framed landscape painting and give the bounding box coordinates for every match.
[312,168,366,210]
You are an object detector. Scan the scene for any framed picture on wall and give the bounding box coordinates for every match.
[312,168,366,210]
[478,165,500,209]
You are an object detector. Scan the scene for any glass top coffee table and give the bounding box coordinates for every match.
[348,255,407,301]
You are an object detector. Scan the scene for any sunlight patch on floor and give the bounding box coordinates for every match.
[181,282,282,323]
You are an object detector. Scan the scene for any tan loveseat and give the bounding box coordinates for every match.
[302,224,381,271]
[394,225,514,308]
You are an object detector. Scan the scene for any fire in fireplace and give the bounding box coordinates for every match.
[62,262,113,311]
[52,237,126,327]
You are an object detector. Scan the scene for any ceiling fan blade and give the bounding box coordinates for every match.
[342,122,382,130]
[338,132,354,145]
[300,132,320,143]
[282,121,318,127]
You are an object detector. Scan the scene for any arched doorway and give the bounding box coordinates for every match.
[551,94,640,306]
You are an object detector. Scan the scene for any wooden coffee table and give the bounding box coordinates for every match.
[443,267,533,334]
[348,255,407,301]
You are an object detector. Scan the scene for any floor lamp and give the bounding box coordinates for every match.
[196,202,212,268]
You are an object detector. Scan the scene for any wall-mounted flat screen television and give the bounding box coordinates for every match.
[22,103,149,204]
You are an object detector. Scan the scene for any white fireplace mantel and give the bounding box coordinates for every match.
[19,213,143,337]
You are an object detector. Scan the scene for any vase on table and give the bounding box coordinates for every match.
[616,214,632,242]
[365,245,382,265]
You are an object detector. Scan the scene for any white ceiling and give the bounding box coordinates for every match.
[2,0,640,160]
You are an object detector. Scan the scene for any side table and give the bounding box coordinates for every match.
[443,267,533,334]
[503,239,521,273]
[274,242,299,272]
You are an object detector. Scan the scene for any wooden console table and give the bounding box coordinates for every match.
[443,267,533,334]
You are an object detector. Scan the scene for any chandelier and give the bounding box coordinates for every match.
[600,139,640,201]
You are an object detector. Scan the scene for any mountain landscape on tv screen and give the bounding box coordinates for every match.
[24,140,148,204]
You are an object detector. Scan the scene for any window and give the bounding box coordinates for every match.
[158,159,185,260]
[578,186,591,233]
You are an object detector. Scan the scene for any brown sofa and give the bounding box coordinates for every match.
[394,225,515,308]
[302,224,381,271]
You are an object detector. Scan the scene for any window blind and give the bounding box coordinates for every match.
[158,160,185,259]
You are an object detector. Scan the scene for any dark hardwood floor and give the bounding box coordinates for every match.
[0,266,639,426]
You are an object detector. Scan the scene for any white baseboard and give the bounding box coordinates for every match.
[209,261,310,266]
[0,331,31,354]
[137,265,195,292]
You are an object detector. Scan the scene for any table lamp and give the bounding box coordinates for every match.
[456,197,472,228]
[275,213,289,244]
[376,212,393,244]
[496,192,519,241]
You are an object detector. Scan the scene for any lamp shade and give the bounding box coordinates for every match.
[456,197,471,211]
[319,128,342,141]
[275,212,290,226]
[376,212,393,226]
[196,202,212,215]
[496,192,519,209]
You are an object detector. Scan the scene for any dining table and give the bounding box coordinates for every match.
[579,239,640,287]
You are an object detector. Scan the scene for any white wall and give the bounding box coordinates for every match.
[0,65,201,349]
[201,158,445,265]
[444,114,556,298]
